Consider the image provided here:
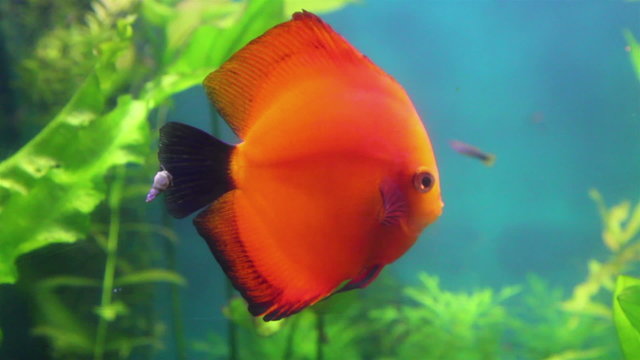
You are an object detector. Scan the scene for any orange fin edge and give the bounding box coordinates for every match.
[334,265,384,294]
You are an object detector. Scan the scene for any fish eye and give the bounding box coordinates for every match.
[413,171,435,193]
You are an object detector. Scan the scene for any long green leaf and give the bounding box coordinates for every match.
[623,30,640,82]
[114,269,186,287]
[0,80,150,284]
[143,0,286,108]
[285,0,355,14]
[32,276,101,353]
[620,285,640,334]
[614,275,640,359]
[0,14,149,285]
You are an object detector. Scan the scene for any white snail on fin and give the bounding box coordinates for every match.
[145,168,173,202]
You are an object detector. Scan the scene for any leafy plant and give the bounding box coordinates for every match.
[509,190,640,360]
[512,275,613,360]
[15,0,139,122]
[368,273,519,360]
[0,0,93,137]
[193,292,367,360]
[0,13,145,285]
[562,190,640,319]
[196,272,520,360]
[511,190,640,360]
[611,27,640,360]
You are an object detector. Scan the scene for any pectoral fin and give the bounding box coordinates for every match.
[379,179,407,226]
[335,265,383,293]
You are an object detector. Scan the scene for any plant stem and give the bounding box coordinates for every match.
[210,102,238,360]
[210,104,220,139]
[94,165,126,360]
[226,279,238,360]
[164,209,187,360]
[283,316,300,360]
[0,12,20,154]
[316,312,325,360]
[156,101,188,360]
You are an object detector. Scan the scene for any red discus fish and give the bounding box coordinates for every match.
[154,11,443,321]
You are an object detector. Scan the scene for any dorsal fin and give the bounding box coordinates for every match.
[203,10,384,139]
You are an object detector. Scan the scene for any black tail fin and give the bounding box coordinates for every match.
[158,122,234,218]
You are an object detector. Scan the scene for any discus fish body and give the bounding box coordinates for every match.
[156,11,442,320]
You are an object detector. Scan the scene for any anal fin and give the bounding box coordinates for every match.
[194,190,332,321]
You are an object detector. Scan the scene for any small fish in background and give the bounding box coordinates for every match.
[152,11,443,321]
[531,111,544,124]
[450,140,496,166]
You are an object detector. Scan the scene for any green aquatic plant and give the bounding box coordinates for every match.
[0,13,145,285]
[198,272,520,360]
[193,292,367,360]
[611,28,640,360]
[624,30,640,81]
[196,258,629,360]
[192,274,408,360]
[614,275,640,359]
[15,0,138,124]
[25,166,185,359]
[0,0,92,137]
[563,190,640,319]
[512,189,640,360]
[512,275,613,360]
[369,272,519,360]
[513,190,640,360]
